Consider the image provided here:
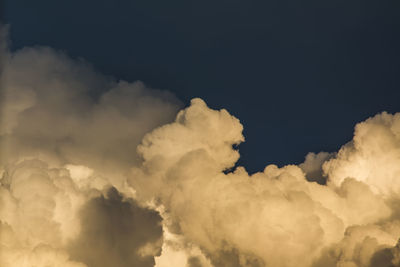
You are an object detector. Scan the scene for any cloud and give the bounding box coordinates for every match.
[300,151,335,185]
[67,187,163,267]
[0,159,163,267]
[0,159,88,267]
[323,112,400,196]
[0,38,179,267]
[131,99,400,267]
[2,33,400,266]
[0,45,181,188]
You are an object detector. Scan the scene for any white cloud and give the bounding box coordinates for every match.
[2,34,400,266]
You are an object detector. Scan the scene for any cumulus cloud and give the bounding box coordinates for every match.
[0,159,88,267]
[131,99,400,267]
[0,34,179,267]
[0,44,181,187]
[323,112,400,196]
[0,160,163,267]
[2,29,400,266]
[67,187,163,267]
[300,151,335,185]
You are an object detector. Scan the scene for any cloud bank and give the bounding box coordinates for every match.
[2,39,400,267]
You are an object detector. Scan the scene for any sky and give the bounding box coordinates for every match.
[2,2,400,267]
[4,0,400,172]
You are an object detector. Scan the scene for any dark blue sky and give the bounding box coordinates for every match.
[4,0,400,172]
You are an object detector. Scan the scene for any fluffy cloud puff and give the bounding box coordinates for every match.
[131,99,400,267]
[0,159,87,267]
[324,112,400,196]
[0,159,164,267]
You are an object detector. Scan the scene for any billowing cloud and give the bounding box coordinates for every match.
[0,159,87,267]
[0,44,181,187]
[0,38,178,267]
[130,99,400,267]
[0,160,163,267]
[323,112,400,196]
[2,33,400,267]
